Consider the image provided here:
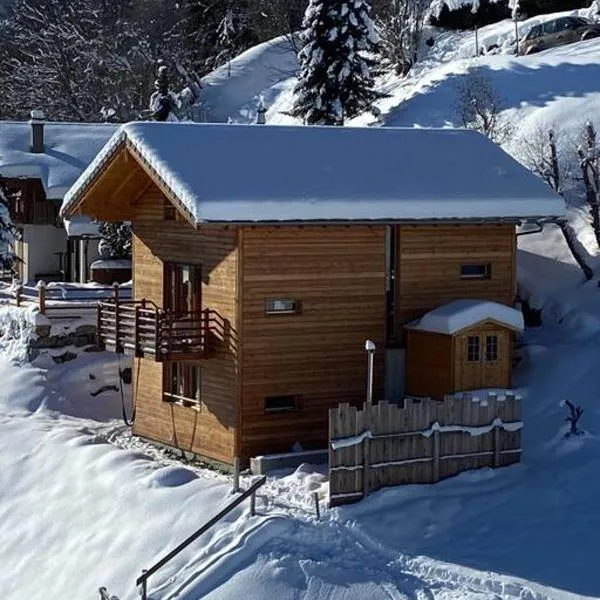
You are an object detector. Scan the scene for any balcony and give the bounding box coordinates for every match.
[97,300,217,361]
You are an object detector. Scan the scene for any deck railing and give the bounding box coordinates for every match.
[97,299,216,360]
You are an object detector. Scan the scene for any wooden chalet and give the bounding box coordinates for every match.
[0,113,117,282]
[60,122,564,466]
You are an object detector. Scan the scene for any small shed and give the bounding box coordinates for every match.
[405,300,524,400]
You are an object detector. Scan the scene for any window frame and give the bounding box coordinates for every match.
[264,298,298,315]
[485,334,499,362]
[264,394,299,414]
[460,263,491,280]
[163,361,202,408]
[467,335,480,362]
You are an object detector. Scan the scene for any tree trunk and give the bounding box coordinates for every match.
[558,220,594,281]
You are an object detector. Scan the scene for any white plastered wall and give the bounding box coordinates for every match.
[18,224,68,283]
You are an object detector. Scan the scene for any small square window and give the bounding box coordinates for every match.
[265,298,297,315]
[264,395,298,413]
[460,263,491,280]
[486,335,498,361]
[163,199,176,221]
[467,336,480,362]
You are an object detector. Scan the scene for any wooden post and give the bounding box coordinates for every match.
[113,283,120,352]
[155,309,161,358]
[362,437,370,497]
[37,280,46,315]
[232,457,240,493]
[432,428,440,482]
[250,489,256,516]
[493,425,501,468]
[139,570,148,600]
[15,283,22,307]
[313,491,321,520]
[134,305,140,356]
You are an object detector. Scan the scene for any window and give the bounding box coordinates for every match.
[164,362,202,407]
[460,263,491,280]
[542,20,556,35]
[165,263,202,318]
[467,336,480,362]
[163,198,176,220]
[265,298,297,315]
[486,335,498,361]
[526,25,542,40]
[264,395,298,413]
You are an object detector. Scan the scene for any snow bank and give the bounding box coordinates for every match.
[0,304,47,362]
[0,121,117,199]
[408,299,525,334]
[63,122,564,223]
[200,35,299,124]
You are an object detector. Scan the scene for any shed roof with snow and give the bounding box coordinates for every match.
[0,121,118,200]
[406,299,525,335]
[61,122,565,224]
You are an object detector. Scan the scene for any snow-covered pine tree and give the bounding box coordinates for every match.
[97,222,132,260]
[0,183,20,275]
[291,0,382,125]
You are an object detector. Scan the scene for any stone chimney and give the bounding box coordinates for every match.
[29,109,45,153]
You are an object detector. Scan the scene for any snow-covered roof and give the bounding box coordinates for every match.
[61,122,565,223]
[63,215,100,238]
[0,121,118,200]
[406,300,525,335]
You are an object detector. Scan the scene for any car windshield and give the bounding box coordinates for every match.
[525,25,541,40]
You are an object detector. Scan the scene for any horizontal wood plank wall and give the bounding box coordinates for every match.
[239,226,387,460]
[131,186,238,465]
[396,224,516,339]
[406,329,453,399]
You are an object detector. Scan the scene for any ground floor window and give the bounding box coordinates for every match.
[164,362,202,407]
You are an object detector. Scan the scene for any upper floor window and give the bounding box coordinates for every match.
[460,263,491,280]
[265,298,297,315]
[163,198,176,221]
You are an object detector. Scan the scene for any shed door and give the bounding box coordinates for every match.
[457,330,508,390]
[481,330,509,388]
[457,334,483,390]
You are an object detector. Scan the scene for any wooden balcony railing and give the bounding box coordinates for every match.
[97,300,216,360]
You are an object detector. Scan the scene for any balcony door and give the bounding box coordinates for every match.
[164,263,202,318]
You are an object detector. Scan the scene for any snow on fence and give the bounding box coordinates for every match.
[328,392,522,506]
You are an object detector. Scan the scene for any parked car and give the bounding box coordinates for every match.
[519,16,600,55]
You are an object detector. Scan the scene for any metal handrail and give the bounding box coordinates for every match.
[136,475,267,600]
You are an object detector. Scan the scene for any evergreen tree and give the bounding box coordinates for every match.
[97,222,132,260]
[0,183,21,275]
[292,0,382,125]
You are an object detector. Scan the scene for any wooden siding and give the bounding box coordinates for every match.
[405,329,453,399]
[395,224,516,339]
[1,177,61,225]
[130,186,239,465]
[238,226,387,460]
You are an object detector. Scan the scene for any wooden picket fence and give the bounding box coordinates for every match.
[329,391,522,506]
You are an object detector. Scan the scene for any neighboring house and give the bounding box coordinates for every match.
[60,122,564,467]
[0,113,118,282]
